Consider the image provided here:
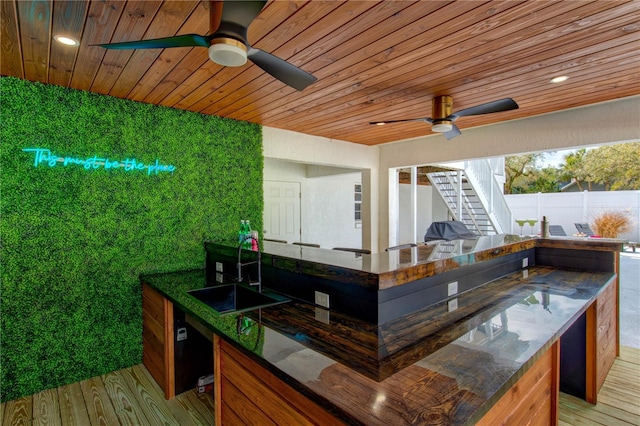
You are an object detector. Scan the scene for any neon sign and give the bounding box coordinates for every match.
[23,148,176,176]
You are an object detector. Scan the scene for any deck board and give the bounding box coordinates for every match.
[102,369,150,425]
[3,395,32,425]
[33,387,61,425]
[119,365,180,425]
[57,382,90,425]
[80,375,121,425]
[2,346,638,425]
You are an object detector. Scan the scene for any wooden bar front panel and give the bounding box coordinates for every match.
[477,341,560,426]
[142,283,175,399]
[586,279,618,403]
[217,338,344,426]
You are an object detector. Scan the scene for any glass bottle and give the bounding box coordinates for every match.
[244,220,252,249]
[238,220,245,245]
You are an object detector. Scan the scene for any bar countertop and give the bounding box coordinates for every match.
[141,262,616,425]
[259,235,539,290]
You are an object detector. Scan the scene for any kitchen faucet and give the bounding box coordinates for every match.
[237,236,261,293]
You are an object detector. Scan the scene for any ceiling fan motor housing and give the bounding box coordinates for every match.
[431,95,453,132]
[432,95,453,118]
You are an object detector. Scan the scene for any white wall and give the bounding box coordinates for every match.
[303,170,362,249]
[263,159,363,249]
[397,184,449,244]
[398,184,431,244]
[262,127,379,251]
[505,191,640,241]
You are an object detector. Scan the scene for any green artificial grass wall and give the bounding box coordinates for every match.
[0,77,263,402]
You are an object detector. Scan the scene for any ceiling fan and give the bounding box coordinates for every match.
[370,96,519,140]
[94,1,316,91]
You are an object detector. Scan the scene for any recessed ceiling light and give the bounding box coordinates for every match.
[53,35,79,46]
[550,75,569,84]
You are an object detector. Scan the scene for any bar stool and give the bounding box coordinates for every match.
[385,243,418,251]
[332,247,371,254]
[292,242,321,248]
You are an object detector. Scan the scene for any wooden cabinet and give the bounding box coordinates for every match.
[215,336,563,426]
[142,283,175,399]
[536,239,621,405]
[477,341,560,426]
[586,279,618,403]
[215,336,344,426]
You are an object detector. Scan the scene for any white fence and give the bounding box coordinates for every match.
[504,191,640,242]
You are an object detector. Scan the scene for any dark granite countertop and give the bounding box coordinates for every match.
[536,236,624,251]
[260,235,539,289]
[141,263,615,425]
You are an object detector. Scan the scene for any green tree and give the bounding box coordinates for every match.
[578,143,640,190]
[504,153,543,194]
[505,142,639,194]
[559,149,587,190]
[529,167,562,193]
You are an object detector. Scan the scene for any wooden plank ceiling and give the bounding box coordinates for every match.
[2,0,639,146]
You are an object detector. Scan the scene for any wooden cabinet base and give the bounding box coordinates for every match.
[477,341,560,426]
[215,336,344,426]
[142,283,175,399]
[586,278,618,404]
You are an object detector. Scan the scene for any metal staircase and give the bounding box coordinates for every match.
[427,159,512,236]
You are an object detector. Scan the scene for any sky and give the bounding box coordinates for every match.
[541,149,576,168]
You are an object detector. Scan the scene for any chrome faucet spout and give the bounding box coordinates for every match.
[237,236,261,293]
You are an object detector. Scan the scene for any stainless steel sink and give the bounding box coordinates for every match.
[187,284,290,316]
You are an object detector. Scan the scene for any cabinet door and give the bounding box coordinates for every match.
[586,279,618,403]
[215,336,344,426]
[477,341,560,426]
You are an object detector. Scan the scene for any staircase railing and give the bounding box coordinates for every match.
[463,159,512,234]
[427,171,484,235]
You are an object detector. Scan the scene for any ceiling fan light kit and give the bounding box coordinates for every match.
[209,38,247,67]
[431,121,453,133]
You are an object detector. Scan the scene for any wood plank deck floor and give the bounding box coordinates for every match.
[2,346,639,425]
[1,364,215,426]
[560,346,640,426]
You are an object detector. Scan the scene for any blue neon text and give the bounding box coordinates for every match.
[22,148,176,175]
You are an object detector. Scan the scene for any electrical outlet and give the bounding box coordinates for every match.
[314,291,330,309]
[176,327,188,341]
[522,258,529,268]
[216,272,223,283]
[448,298,458,312]
[447,281,458,297]
[216,262,223,272]
[314,307,330,324]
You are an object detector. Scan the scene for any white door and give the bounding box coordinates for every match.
[263,181,300,243]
